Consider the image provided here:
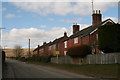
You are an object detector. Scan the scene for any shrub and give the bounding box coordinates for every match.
[19,57,27,62]
[40,56,51,63]
[26,54,52,63]
[67,45,92,58]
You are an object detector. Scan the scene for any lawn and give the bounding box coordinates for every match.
[27,61,120,78]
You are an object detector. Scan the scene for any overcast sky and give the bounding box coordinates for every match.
[1,0,119,49]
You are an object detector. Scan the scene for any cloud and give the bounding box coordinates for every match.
[2,23,94,49]
[0,8,7,11]
[5,13,16,18]
[60,18,82,23]
[48,18,54,21]
[80,24,90,30]
[103,17,118,23]
[11,2,117,16]
[2,8,7,11]
[93,2,117,12]
[39,25,47,28]
[5,13,22,18]
[2,27,68,48]
[2,0,120,2]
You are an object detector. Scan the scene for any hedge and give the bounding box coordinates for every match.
[27,54,52,63]
[67,45,92,58]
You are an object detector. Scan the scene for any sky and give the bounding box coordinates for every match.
[1,0,119,49]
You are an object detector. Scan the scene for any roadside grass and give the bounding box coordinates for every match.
[27,61,120,78]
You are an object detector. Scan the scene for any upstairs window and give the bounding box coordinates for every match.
[64,41,67,48]
[53,44,56,49]
[49,46,51,50]
[74,37,78,44]
[96,34,98,40]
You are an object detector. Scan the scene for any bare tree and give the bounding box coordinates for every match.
[13,44,23,58]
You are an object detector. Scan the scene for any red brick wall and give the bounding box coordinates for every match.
[81,35,90,45]
[90,31,97,41]
[64,30,100,55]
[59,36,68,56]
[89,31,100,54]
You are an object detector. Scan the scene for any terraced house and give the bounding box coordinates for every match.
[33,10,120,56]
[33,32,68,56]
[63,10,119,55]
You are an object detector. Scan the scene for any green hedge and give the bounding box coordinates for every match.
[98,24,120,53]
[27,54,52,63]
[67,45,92,58]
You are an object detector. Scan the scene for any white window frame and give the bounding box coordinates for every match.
[49,46,51,50]
[64,51,67,56]
[74,37,78,44]
[64,41,67,48]
[96,34,98,40]
[53,44,56,49]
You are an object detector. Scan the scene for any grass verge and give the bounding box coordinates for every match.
[27,61,120,78]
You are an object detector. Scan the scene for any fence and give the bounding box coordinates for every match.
[51,53,120,64]
[86,53,120,64]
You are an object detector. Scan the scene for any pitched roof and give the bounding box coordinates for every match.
[33,36,66,52]
[64,19,115,41]
[49,36,65,46]
[33,48,38,52]
[33,45,44,52]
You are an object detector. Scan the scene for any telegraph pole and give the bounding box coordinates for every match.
[28,39,30,57]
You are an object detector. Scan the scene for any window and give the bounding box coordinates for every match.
[64,51,67,56]
[74,37,78,44]
[64,41,67,48]
[96,34,98,40]
[53,44,56,49]
[49,46,51,50]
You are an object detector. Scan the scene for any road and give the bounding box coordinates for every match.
[3,59,93,78]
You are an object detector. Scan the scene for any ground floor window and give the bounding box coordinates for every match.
[64,51,67,56]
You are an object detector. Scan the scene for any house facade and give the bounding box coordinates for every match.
[33,10,118,57]
[33,32,68,56]
[63,10,116,55]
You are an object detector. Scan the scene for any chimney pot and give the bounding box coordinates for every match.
[96,10,98,14]
[64,32,67,36]
[99,10,100,14]
[43,42,46,45]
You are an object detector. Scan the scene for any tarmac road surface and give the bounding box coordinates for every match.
[3,59,93,78]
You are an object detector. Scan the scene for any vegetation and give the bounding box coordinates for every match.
[27,61,120,78]
[98,24,120,53]
[67,45,92,58]
[13,44,23,58]
[26,54,52,63]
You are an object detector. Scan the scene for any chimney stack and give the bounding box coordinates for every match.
[73,24,80,34]
[64,32,67,37]
[92,10,102,25]
[43,42,46,45]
